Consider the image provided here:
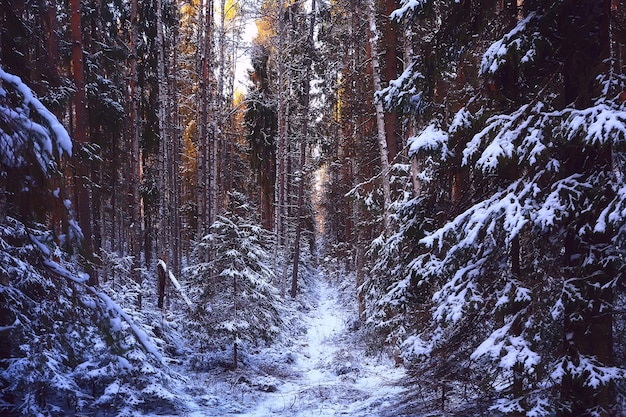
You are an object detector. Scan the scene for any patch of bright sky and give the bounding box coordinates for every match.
[234,18,258,93]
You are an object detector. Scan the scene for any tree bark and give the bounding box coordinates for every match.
[70,0,95,284]
[197,0,213,240]
[559,5,614,414]
[156,0,169,274]
[356,244,365,321]
[367,0,392,234]
[170,8,181,279]
[291,0,316,298]
[43,0,60,86]
[157,258,167,309]
[382,0,400,161]
[290,140,306,298]
[274,0,287,291]
[129,0,142,305]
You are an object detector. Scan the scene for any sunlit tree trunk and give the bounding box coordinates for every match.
[274,0,287,292]
[216,0,227,212]
[209,119,218,228]
[291,0,316,298]
[197,0,213,240]
[170,6,182,279]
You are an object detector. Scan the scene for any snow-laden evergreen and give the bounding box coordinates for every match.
[0,68,72,170]
[0,68,182,416]
[184,193,284,368]
[373,1,626,415]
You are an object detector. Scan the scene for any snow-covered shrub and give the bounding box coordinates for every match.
[360,156,445,358]
[363,194,432,350]
[0,219,183,416]
[97,248,142,308]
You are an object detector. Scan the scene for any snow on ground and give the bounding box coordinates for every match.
[162,271,405,416]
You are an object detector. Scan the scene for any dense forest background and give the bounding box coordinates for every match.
[1,0,626,415]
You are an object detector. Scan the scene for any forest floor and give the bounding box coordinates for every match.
[166,271,406,416]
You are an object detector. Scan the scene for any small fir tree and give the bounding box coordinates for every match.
[185,192,283,369]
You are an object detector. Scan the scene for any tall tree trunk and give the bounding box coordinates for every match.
[367,0,392,234]
[402,20,422,197]
[70,0,96,283]
[217,0,227,212]
[43,0,60,85]
[274,0,287,289]
[197,0,213,240]
[170,7,181,279]
[355,243,366,321]
[290,141,306,298]
[42,0,68,245]
[382,0,399,161]
[129,0,142,305]
[291,0,316,298]
[206,0,221,228]
[156,0,169,271]
[209,120,218,227]
[233,273,238,369]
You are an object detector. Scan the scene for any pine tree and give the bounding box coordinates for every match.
[246,44,277,231]
[376,0,626,415]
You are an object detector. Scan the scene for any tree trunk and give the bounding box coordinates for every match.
[367,0,392,234]
[382,0,399,162]
[210,121,218,227]
[156,0,169,273]
[170,9,181,279]
[129,0,142,305]
[207,0,220,228]
[197,0,213,240]
[157,258,167,309]
[356,244,365,321]
[43,0,60,86]
[290,140,306,298]
[559,4,614,412]
[274,0,287,289]
[233,273,238,369]
[291,0,316,298]
[70,0,95,284]
[85,0,102,254]
[217,0,227,212]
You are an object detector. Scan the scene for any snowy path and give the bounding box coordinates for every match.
[240,272,405,416]
[179,271,405,416]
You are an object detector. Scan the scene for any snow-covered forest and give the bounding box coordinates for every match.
[1,0,626,416]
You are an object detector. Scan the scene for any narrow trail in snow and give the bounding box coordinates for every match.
[239,271,405,417]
